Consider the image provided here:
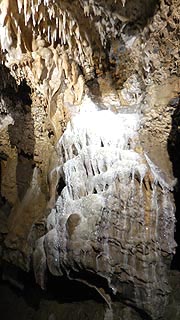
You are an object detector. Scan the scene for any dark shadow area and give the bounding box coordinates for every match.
[0,66,34,202]
[7,78,35,201]
[57,177,66,196]
[45,273,106,305]
[0,263,151,320]
[0,263,108,307]
[0,152,10,212]
[86,78,103,108]
[0,264,106,320]
[0,65,16,205]
[0,66,35,235]
[167,94,180,270]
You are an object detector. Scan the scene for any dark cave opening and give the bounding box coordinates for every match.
[168,94,180,270]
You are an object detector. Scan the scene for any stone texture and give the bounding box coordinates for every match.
[33,106,176,319]
[0,1,179,319]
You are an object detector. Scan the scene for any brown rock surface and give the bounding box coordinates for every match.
[0,1,179,319]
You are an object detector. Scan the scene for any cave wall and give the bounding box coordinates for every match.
[0,0,179,319]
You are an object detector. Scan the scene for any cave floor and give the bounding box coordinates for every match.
[0,271,180,320]
[0,282,106,320]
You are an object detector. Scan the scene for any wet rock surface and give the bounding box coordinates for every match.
[0,0,179,319]
[33,102,176,319]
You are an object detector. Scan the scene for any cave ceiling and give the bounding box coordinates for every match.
[0,1,180,319]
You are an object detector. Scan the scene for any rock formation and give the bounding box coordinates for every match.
[34,103,176,319]
[0,0,179,319]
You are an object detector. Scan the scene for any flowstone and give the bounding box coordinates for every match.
[34,97,176,319]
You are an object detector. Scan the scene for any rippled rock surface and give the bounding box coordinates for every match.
[0,1,179,319]
[34,98,176,319]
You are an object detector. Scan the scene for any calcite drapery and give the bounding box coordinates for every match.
[0,0,179,319]
[34,98,176,319]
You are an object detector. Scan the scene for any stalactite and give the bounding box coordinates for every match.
[0,1,178,318]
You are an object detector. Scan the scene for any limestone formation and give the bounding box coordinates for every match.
[0,1,179,319]
[33,103,176,319]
